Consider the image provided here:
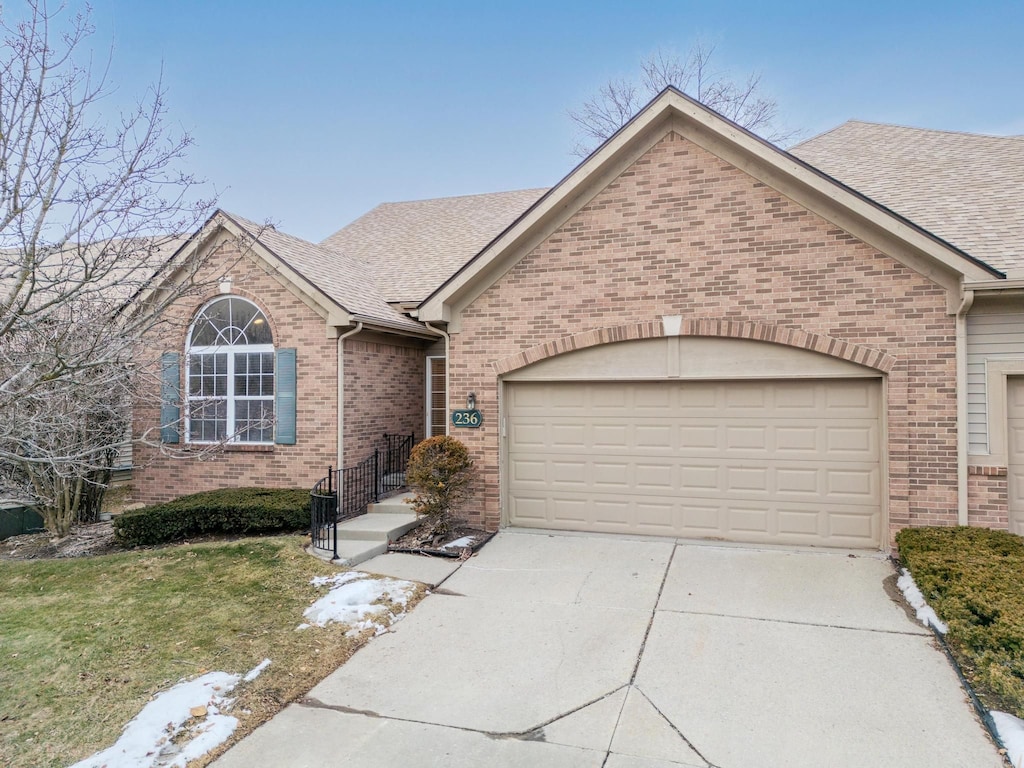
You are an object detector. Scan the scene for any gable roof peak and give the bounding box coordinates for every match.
[419,84,1000,324]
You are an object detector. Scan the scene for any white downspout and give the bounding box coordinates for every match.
[425,322,450,436]
[336,322,363,468]
[956,290,975,525]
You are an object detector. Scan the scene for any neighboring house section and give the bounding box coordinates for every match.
[132,213,435,505]
[964,304,1024,456]
[133,88,1024,550]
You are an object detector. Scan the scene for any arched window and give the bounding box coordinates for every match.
[186,296,274,443]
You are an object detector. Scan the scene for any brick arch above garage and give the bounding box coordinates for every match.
[492,318,897,377]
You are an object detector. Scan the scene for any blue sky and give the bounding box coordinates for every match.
[75,1,1024,240]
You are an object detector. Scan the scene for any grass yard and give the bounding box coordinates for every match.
[0,535,425,768]
[897,526,1024,718]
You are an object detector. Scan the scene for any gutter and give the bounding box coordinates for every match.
[352,313,440,339]
[424,322,450,436]
[336,322,364,468]
[956,291,975,525]
[966,278,1024,292]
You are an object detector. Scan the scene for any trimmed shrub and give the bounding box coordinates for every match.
[113,487,310,547]
[897,526,1024,716]
[406,436,474,535]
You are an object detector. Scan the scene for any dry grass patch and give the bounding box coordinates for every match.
[0,535,426,768]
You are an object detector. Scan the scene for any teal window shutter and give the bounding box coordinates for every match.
[160,352,181,444]
[275,348,297,445]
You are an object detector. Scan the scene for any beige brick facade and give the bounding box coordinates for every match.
[967,466,1009,529]
[342,333,425,467]
[449,132,959,544]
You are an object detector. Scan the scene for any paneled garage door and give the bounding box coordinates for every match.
[506,379,882,548]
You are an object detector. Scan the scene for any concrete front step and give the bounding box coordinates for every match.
[309,538,389,566]
[368,492,415,514]
[336,512,419,542]
[309,500,422,566]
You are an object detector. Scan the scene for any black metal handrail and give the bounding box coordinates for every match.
[310,432,415,558]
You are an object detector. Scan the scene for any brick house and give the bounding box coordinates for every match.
[135,88,1024,550]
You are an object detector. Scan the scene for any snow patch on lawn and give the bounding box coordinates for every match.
[71,571,419,767]
[310,571,363,588]
[242,658,272,682]
[300,572,418,637]
[897,567,948,634]
[992,711,1024,767]
[68,662,265,768]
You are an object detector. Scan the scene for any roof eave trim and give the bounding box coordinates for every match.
[967,277,1024,292]
[349,313,435,339]
[419,88,1001,324]
[418,95,676,322]
[130,208,226,309]
[214,214,353,326]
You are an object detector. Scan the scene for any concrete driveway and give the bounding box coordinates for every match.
[214,531,1003,767]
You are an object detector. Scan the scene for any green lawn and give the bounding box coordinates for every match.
[0,536,424,768]
[897,526,1024,718]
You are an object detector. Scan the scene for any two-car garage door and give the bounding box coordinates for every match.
[507,378,882,548]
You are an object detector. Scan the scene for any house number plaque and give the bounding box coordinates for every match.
[451,409,483,428]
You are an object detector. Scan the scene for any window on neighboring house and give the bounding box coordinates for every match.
[186,296,274,443]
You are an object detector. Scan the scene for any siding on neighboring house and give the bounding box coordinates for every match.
[962,311,1024,456]
[966,309,1024,455]
[962,309,1019,528]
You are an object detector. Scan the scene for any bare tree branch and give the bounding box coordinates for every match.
[569,42,799,157]
[0,1,216,536]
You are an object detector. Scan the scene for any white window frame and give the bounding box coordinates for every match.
[185,297,275,445]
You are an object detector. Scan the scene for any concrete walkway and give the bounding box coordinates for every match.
[213,531,1003,768]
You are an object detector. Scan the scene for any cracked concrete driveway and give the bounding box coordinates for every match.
[213,531,1003,768]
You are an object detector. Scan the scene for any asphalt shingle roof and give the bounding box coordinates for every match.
[222,212,424,331]
[215,121,1022,334]
[320,188,548,304]
[791,121,1024,275]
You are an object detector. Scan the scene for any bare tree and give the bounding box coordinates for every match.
[0,1,214,536]
[569,43,797,156]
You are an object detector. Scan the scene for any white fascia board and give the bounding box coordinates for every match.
[350,314,438,339]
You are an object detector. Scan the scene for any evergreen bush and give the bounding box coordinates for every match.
[405,436,474,535]
[112,487,310,547]
[897,526,1024,716]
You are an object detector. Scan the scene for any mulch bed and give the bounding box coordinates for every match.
[388,518,493,558]
[0,521,121,560]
